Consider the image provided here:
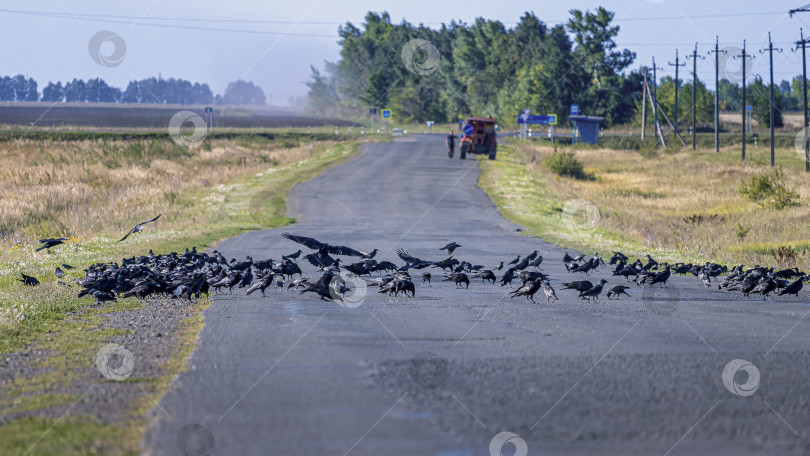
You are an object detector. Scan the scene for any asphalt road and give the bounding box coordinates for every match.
[145,136,810,456]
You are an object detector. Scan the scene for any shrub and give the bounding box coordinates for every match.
[542,152,593,180]
[738,169,799,210]
[734,223,749,241]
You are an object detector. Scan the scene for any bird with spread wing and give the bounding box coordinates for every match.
[281,232,373,267]
[119,214,162,242]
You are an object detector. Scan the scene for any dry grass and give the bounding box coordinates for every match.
[481,140,810,268]
[0,137,328,243]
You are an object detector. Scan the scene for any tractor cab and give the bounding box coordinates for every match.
[459,117,497,160]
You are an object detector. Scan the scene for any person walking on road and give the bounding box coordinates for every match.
[446,131,456,158]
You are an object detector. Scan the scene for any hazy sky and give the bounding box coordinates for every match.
[3,1,809,106]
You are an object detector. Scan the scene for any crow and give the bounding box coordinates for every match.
[777,276,805,297]
[510,278,543,303]
[442,273,470,288]
[422,272,431,285]
[36,237,69,252]
[500,268,517,286]
[606,285,631,299]
[544,282,558,302]
[282,232,372,257]
[282,249,303,260]
[18,273,40,287]
[439,242,462,254]
[508,255,521,265]
[246,273,275,297]
[560,280,593,293]
[119,214,161,241]
[474,270,496,284]
[579,279,607,302]
[55,267,66,279]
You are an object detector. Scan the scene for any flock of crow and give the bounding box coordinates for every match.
[18,231,809,306]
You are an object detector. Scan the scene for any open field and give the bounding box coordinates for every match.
[0,133,365,454]
[0,102,360,130]
[478,138,810,268]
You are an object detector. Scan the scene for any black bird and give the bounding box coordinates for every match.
[439,242,462,254]
[422,272,431,285]
[510,278,543,303]
[579,279,607,302]
[91,290,116,305]
[777,276,805,297]
[282,249,303,260]
[119,214,161,241]
[246,273,275,297]
[495,261,504,272]
[18,273,40,286]
[560,280,593,292]
[300,276,336,301]
[500,268,517,286]
[508,255,521,265]
[282,232,372,257]
[36,237,69,252]
[61,263,75,270]
[606,285,631,299]
[397,249,434,269]
[442,273,470,288]
[55,267,66,279]
[474,270,496,284]
[651,267,671,287]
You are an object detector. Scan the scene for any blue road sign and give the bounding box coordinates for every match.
[370,108,377,115]
[570,104,579,115]
[746,105,753,112]
[204,106,212,113]
[463,124,474,136]
[382,109,391,119]
[517,114,557,125]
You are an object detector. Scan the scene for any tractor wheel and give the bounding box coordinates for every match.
[460,145,467,160]
[488,149,497,160]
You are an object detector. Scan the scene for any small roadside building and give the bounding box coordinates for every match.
[569,115,604,145]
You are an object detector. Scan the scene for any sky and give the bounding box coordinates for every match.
[3,0,810,106]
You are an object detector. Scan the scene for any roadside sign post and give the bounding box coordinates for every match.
[746,105,753,133]
[519,109,531,139]
[369,108,377,135]
[426,120,435,134]
[382,109,391,136]
[517,113,557,142]
[204,106,213,134]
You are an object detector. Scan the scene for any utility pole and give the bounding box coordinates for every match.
[798,29,810,171]
[642,67,648,141]
[733,41,753,162]
[668,49,686,136]
[708,36,726,152]
[760,33,783,167]
[686,43,704,150]
[652,57,665,146]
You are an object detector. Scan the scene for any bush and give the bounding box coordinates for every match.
[542,152,593,180]
[738,169,799,210]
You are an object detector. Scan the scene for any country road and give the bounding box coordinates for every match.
[144,136,810,456]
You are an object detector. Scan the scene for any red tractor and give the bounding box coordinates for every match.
[459,117,497,160]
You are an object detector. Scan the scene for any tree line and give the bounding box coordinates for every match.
[0,76,268,105]
[307,9,808,128]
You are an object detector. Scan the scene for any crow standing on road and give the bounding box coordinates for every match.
[510,278,543,303]
[119,214,162,241]
[579,279,607,302]
[606,285,631,299]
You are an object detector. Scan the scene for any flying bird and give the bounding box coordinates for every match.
[36,237,69,252]
[119,214,162,241]
[282,232,371,257]
[439,242,462,254]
